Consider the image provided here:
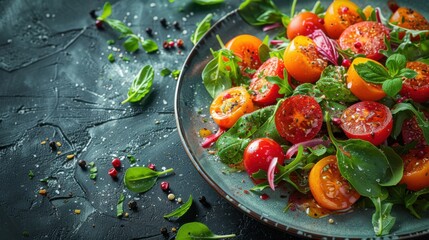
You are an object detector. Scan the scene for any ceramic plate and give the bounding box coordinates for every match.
[175,0,429,238]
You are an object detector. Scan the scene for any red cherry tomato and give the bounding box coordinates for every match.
[249,57,285,106]
[309,155,360,210]
[400,146,429,191]
[243,138,285,181]
[400,61,429,103]
[275,95,323,144]
[338,21,390,61]
[340,101,393,146]
[225,34,263,76]
[287,12,325,40]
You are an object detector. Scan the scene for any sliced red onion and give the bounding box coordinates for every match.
[263,22,282,32]
[201,128,225,148]
[285,138,331,159]
[270,39,285,45]
[308,29,339,66]
[267,157,278,191]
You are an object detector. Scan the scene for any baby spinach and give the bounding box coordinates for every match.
[176,222,236,240]
[391,102,429,145]
[121,65,154,104]
[164,195,193,220]
[371,196,396,236]
[238,0,290,26]
[192,0,224,5]
[116,193,125,217]
[216,104,283,165]
[191,14,213,45]
[124,166,174,193]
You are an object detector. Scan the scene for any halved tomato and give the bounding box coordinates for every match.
[340,101,393,146]
[249,57,285,106]
[346,57,386,101]
[389,7,429,40]
[210,86,254,129]
[400,61,429,103]
[402,111,429,148]
[287,11,326,40]
[225,34,263,76]
[283,35,327,83]
[309,155,360,210]
[338,21,390,61]
[324,0,363,39]
[400,146,429,191]
[275,95,323,144]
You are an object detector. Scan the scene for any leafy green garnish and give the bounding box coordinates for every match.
[191,14,213,45]
[354,54,417,97]
[266,69,293,96]
[126,154,137,164]
[116,193,125,217]
[108,53,115,63]
[121,65,154,104]
[192,0,224,5]
[160,68,172,77]
[124,166,174,193]
[238,0,290,26]
[370,196,396,236]
[28,170,34,180]
[176,222,236,240]
[164,195,193,220]
[316,65,358,102]
[391,102,429,144]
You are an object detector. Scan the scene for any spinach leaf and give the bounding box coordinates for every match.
[104,18,134,37]
[164,195,193,220]
[391,102,429,144]
[124,167,174,193]
[141,39,158,53]
[216,105,283,165]
[176,222,236,240]
[122,65,154,104]
[116,193,125,217]
[238,0,289,26]
[193,0,224,5]
[316,66,358,102]
[370,197,396,236]
[97,2,112,21]
[379,145,404,187]
[191,14,213,45]
[123,35,140,52]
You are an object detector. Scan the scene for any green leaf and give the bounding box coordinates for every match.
[141,39,158,53]
[191,14,213,45]
[123,35,140,52]
[124,167,174,193]
[386,54,407,76]
[164,195,193,219]
[379,146,404,187]
[382,78,402,97]
[192,0,224,5]
[171,70,181,79]
[316,66,358,102]
[116,193,125,217]
[354,61,390,84]
[238,0,287,26]
[371,197,396,236]
[160,68,172,77]
[28,170,34,179]
[202,57,232,98]
[266,69,293,95]
[398,68,417,79]
[104,19,133,37]
[258,43,271,63]
[127,154,137,164]
[98,2,112,21]
[391,103,429,145]
[176,222,236,240]
[107,53,115,63]
[121,65,154,104]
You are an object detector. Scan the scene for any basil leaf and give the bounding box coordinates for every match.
[392,103,429,144]
[163,195,193,219]
[202,57,232,98]
[238,0,287,26]
[371,197,396,236]
[123,35,140,53]
[258,43,270,63]
[192,0,224,5]
[104,18,133,37]
[116,193,125,217]
[176,222,236,240]
[379,145,404,187]
[398,68,417,79]
[354,61,390,84]
[124,167,174,193]
[141,39,158,53]
[386,53,406,76]
[122,65,154,104]
[191,14,213,45]
[97,2,112,21]
[382,78,402,97]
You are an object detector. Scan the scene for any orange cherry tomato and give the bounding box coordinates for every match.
[346,57,386,101]
[400,61,429,103]
[309,155,360,210]
[324,0,363,39]
[283,35,327,83]
[225,34,263,76]
[400,146,429,191]
[210,86,254,129]
[389,7,429,40]
[287,11,326,40]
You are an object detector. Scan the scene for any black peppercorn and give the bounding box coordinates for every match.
[127,200,138,211]
[198,195,211,208]
[145,27,153,36]
[160,18,168,27]
[49,141,57,151]
[160,227,168,236]
[89,10,97,19]
[78,160,86,169]
[173,21,180,30]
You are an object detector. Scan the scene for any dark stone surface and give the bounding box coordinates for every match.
[0,0,296,239]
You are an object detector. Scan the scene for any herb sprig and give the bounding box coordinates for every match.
[121,65,154,104]
[191,14,213,45]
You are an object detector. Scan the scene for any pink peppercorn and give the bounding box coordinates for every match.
[160,181,170,191]
[108,168,118,178]
[112,158,121,168]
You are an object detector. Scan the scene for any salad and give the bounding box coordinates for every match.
[199,0,429,237]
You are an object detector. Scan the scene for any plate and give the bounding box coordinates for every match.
[174,0,429,238]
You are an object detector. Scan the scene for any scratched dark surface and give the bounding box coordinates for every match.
[0,0,297,239]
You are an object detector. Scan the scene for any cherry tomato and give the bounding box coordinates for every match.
[400,61,429,103]
[389,7,429,40]
[339,21,390,61]
[309,155,360,210]
[243,138,285,181]
[340,101,393,146]
[402,112,429,148]
[249,57,285,106]
[346,57,386,101]
[275,95,323,144]
[400,146,429,191]
[287,12,325,40]
[225,34,263,76]
[324,0,363,39]
[283,35,327,83]
[210,86,254,129]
